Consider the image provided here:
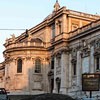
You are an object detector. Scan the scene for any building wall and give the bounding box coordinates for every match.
[1,2,100,98]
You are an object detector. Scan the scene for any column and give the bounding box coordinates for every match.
[76,51,82,87]
[68,53,72,87]
[90,46,94,73]
[45,26,50,43]
[60,51,69,94]
[53,56,57,93]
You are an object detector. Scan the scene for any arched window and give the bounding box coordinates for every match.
[17,59,22,73]
[71,59,77,76]
[35,59,41,73]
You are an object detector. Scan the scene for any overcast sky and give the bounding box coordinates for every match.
[0,0,100,62]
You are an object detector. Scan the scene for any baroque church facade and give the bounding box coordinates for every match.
[0,0,100,98]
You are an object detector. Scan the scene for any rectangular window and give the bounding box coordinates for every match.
[51,57,54,69]
[17,59,22,73]
[73,63,76,75]
[58,57,61,68]
[58,22,61,34]
[96,57,99,70]
[51,24,55,38]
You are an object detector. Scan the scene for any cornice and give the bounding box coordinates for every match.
[3,46,47,53]
[52,46,69,56]
[68,10,100,20]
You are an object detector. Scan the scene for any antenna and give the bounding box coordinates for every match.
[0,29,26,31]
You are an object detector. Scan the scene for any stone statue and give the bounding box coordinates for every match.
[11,34,16,42]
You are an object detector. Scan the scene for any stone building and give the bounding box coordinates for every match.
[0,0,100,98]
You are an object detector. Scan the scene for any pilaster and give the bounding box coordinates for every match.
[90,46,95,73]
[69,53,72,87]
[60,51,69,94]
[53,56,57,93]
[62,14,67,33]
[76,51,82,87]
[55,20,58,36]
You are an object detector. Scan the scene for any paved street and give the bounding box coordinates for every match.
[8,94,75,100]
[8,95,34,100]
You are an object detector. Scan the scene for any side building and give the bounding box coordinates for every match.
[0,1,100,98]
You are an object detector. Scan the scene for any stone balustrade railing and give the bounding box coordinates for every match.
[68,19,100,38]
[69,10,100,19]
[6,42,45,49]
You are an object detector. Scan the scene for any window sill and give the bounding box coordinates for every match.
[15,73,23,76]
[33,73,42,75]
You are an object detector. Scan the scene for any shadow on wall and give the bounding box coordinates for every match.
[7,63,51,100]
[13,61,50,95]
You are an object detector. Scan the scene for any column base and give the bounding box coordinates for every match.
[60,87,67,94]
[53,89,57,93]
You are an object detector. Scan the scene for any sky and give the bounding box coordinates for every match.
[0,0,100,62]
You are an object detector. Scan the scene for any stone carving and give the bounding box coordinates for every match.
[11,34,15,39]
[11,34,16,43]
[5,38,9,45]
[80,39,90,57]
[71,48,77,61]
[56,67,61,75]
[94,38,100,49]
[54,0,60,12]
[94,50,100,56]
[81,47,90,58]
[91,38,100,56]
